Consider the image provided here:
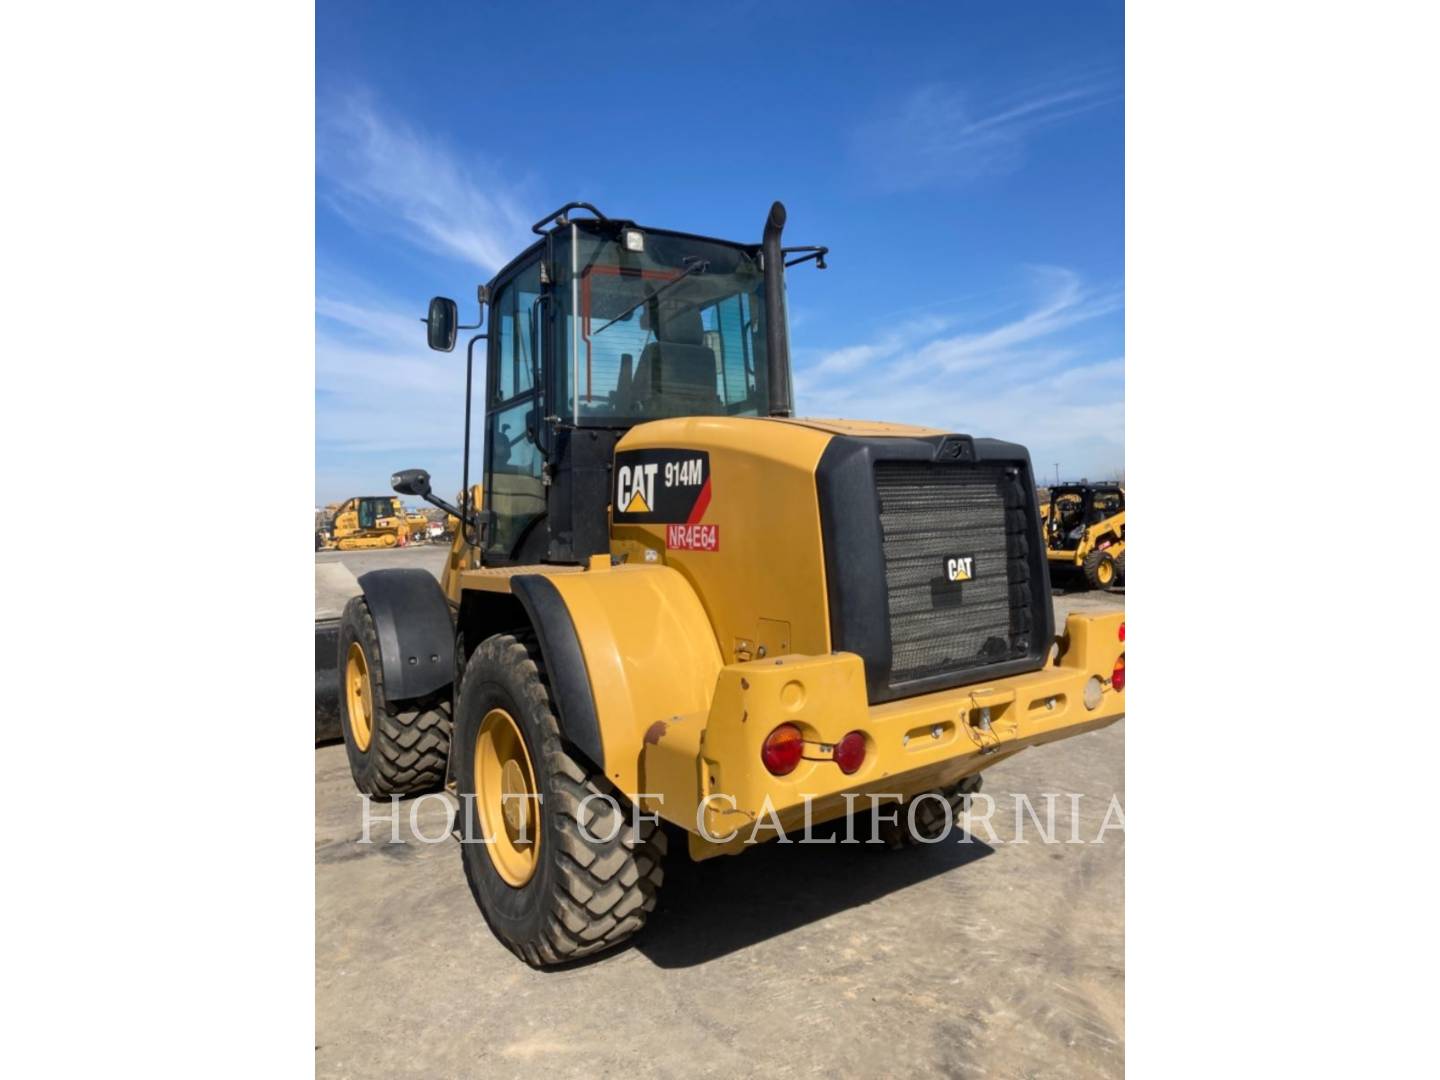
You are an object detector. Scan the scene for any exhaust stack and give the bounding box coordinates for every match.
[762,201,793,418]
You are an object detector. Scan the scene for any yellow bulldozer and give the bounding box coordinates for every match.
[1039,482,1125,589]
[324,202,1126,967]
[316,495,412,551]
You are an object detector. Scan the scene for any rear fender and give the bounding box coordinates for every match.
[355,568,456,702]
[511,565,722,796]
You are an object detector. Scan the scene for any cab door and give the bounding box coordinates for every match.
[482,257,547,562]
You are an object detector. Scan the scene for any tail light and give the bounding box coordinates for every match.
[1119,621,1125,642]
[761,723,804,776]
[832,731,866,775]
[1111,654,1125,692]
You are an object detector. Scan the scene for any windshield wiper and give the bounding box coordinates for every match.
[593,257,709,336]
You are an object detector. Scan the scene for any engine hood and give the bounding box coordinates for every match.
[770,417,948,438]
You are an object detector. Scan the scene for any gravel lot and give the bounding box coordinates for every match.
[316,547,1125,1078]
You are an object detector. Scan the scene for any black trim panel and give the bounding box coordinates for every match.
[815,438,892,691]
[356,568,457,701]
[315,617,341,743]
[815,433,1054,705]
[510,575,605,770]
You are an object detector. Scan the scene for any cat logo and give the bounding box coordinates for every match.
[945,555,975,583]
[616,462,658,515]
[613,449,711,525]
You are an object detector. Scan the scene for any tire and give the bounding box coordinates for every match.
[1082,549,1118,590]
[879,775,983,848]
[454,632,666,967]
[1115,552,1125,584]
[337,595,452,798]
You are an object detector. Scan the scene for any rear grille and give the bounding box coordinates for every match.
[874,461,1033,685]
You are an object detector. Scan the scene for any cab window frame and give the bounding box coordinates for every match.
[480,248,550,561]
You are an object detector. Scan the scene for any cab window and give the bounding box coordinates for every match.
[555,227,769,425]
[491,262,541,404]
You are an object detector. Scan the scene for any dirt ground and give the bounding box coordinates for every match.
[315,547,1125,1078]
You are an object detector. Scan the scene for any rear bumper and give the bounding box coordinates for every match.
[641,611,1125,856]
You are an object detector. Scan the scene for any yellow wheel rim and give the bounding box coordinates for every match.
[475,708,541,887]
[345,642,374,752]
[1098,559,1114,584]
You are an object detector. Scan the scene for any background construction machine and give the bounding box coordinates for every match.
[404,508,432,543]
[323,201,1126,968]
[316,495,412,551]
[1040,482,1125,589]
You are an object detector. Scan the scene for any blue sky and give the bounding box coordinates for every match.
[316,0,1123,504]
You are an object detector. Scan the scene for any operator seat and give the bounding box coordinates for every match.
[632,304,719,413]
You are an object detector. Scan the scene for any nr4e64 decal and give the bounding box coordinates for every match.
[613,448,718,550]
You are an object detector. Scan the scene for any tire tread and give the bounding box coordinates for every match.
[470,633,665,966]
[340,595,452,798]
[1082,549,1117,591]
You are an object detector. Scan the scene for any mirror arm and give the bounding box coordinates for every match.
[782,245,828,270]
[461,332,488,548]
[458,284,491,331]
[419,491,464,520]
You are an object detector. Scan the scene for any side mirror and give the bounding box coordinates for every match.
[426,297,458,352]
[391,468,432,497]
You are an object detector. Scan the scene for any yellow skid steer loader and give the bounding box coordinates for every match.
[1039,482,1125,589]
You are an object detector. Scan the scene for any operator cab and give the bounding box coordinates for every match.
[348,496,397,530]
[1044,482,1125,550]
[406,202,822,568]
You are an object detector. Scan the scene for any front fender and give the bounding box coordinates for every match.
[512,564,722,795]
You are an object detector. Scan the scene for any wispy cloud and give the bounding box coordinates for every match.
[852,73,1118,189]
[794,267,1124,478]
[314,96,539,500]
[313,259,479,502]
[317,95,533,273]
[316,300,461,451]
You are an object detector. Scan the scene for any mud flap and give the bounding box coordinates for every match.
[315,617,342,743]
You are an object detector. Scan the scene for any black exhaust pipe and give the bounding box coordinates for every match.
[762,201,792,417]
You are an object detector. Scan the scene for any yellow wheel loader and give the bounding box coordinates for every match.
[325,202,1126,967]
[1039,482,1125,589]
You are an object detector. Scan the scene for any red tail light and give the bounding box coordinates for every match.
[761,723,805,776]
[1119,621,1125,642]
[1111,654,1125,692]
[832,731,866,775]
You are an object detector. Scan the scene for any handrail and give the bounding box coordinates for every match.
[531,201,609,235]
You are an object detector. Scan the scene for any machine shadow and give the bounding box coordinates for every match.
[633,824,995,969]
